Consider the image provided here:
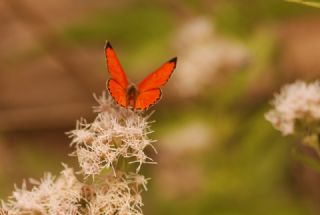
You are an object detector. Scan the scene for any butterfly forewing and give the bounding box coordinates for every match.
[105,42,129,89]
[137,57,177,92]
[134,57,177,110]
[105,42,129,107]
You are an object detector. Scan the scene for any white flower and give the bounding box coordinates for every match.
[68,92,156,176]
[127,173,150,191]
[265,80,320,135]
[1,169,146,215]
[2,91,156,215]
[2,165,82,215]
[87,172,144,215]
[161,121,212,153]
[171,17,249,98]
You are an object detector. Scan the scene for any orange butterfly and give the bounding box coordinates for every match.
[105,42,177,111]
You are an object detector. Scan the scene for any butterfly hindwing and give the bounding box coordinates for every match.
[107,79,127,107]
[105,42,129,89]
[137,57,177,92]
[135,89,162,111]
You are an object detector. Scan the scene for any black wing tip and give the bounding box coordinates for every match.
[105,41,112,49]
[169,57,178,64]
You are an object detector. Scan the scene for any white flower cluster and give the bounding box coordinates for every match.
[265,80,320,135]
[1,165,83,215]
[1,166,148,215]
[68,92,155,176]
[1,92,155,215]
[87,172,149,215]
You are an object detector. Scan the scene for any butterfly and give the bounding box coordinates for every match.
[105,41,177,111]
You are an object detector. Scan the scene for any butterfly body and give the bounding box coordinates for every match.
[105,42,177,111]
[126,84,139,108]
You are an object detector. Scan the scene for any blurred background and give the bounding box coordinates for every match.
[1,0,320,214]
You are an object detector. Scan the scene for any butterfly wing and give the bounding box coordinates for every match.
[105,42,128,107]
[135,89,162,111]
[135,57,177,110]
[107,79,127,107]
[138,57,177,92]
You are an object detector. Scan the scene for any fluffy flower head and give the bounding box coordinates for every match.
[265,80,320,135]
[1,165,82,215]
[68,92,156,176]
[87,172,147,215]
